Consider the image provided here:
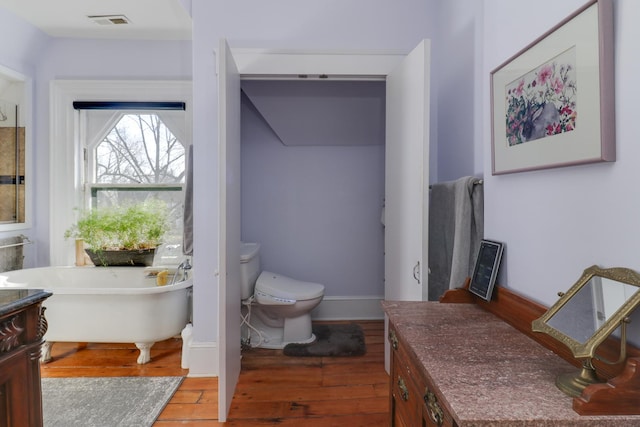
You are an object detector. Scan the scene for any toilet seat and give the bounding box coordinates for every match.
[255,271,324,304]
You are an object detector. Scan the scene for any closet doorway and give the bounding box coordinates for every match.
[217,40,430,421]
[240,78,386,312]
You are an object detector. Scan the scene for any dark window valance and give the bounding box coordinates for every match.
[72,101,186,110]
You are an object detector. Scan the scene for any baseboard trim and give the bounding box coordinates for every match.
[185,341,219,377]
[311,295,384,320]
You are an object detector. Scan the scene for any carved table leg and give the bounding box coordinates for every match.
[135,342,154,364]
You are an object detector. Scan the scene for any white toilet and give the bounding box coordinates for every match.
[240,242,325,349]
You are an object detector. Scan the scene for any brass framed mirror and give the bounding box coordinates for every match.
[532,265,640,397]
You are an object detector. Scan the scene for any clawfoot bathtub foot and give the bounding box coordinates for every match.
[135,342,154,364]
[41,341,53,363]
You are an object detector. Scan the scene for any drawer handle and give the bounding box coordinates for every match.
[397,376,409,402]
[424,390,444,426]
[388,330,398,350]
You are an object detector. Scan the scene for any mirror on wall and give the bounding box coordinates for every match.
[0,65,28,230]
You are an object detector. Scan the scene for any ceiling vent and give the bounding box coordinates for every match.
[88,15,131,26]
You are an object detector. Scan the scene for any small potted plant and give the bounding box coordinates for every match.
[65,201,170,266]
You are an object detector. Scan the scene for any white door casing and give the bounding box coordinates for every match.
[384,40,431,302]
[217,39,242,423]
[217,41,430,418]
[383,40,430,374]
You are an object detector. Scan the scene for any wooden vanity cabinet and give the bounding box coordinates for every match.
[384,290,640,426]
[389,325,456,427]
[0,348,31,427]
[0,290,50,427]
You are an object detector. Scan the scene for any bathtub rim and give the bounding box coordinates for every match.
[0,265,193,295]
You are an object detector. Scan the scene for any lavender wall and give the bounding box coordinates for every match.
[0,9,48,267]
[0,8,48,75]
[242,80,385,147]
[482,0,640,343]
[191,0,438,342]
[434,0,484,181]
[482,0,640,303]
[240,83,386,297]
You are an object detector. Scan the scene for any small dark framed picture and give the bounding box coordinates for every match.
[469,240,504,301]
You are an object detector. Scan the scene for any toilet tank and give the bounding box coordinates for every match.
[240,242,261,300]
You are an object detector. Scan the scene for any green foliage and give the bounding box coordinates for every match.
[64,201,170,251]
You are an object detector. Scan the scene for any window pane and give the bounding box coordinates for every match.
[95,114,185,185]
[86,111,187,245]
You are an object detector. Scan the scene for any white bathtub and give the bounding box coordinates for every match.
[0,266,192,364]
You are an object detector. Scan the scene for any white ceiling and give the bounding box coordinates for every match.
[0,0,191,40]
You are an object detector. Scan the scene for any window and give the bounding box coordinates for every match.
[50,81,192,267]
[79,103,188,244]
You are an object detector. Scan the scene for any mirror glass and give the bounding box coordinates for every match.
[0,66,27,229]
[546,276,638,344]
[532,266,640,359]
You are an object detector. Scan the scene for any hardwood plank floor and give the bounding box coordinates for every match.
[40,320,389,425]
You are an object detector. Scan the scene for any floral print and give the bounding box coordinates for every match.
[505,47,577,146]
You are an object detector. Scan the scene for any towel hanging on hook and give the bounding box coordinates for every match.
[427,176,484,301]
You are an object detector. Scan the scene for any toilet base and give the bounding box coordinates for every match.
[242,304,317,349]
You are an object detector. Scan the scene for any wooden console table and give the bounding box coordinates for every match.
[383,285,640,426]
[0,289,51,427]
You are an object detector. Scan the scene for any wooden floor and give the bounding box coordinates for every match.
[40,320,389,426]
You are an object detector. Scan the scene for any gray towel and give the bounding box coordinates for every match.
[182,145,193,256]
[428,176,483,300]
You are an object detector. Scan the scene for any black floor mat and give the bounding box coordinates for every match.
[283,323,366,357]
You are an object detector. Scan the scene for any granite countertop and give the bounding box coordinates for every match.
[0,289,51,317]
[382,300,640,427]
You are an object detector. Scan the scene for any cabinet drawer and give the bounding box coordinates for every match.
[422,385,456,427]
[389,326,421,379]
[391,347,421,424]
[389,324,457,427]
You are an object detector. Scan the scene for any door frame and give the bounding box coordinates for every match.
[218,40,242,422]
[231,48,406,79]
[218,45,429,420]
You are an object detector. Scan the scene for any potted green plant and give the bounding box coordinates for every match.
[64,201,170,266]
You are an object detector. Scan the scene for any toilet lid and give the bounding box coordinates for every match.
[255,271,325,301]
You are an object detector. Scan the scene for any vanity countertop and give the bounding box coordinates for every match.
[0,288,51,317]
[383,300,640,426]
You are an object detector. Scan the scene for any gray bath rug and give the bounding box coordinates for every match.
[283,323,366,357]
[41,376,183,427]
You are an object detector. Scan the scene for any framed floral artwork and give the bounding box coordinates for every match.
[490,0,615,175]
